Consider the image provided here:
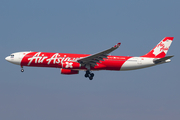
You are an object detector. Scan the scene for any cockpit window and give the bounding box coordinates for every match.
[10,55,14,58]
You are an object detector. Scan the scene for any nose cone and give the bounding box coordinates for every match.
[5,56,10,62]
[5,54,21,65]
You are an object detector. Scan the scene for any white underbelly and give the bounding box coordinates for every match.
[120,57,155,71]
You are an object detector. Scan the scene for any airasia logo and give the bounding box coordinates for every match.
[65,62,73,68]
[27,52,77,66]
[153,40,171,56]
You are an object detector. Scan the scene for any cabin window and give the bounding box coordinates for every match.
[10,55,14,58]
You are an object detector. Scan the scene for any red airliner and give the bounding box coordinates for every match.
[5,37,174,80]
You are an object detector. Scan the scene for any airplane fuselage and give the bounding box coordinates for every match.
[5,51,169,71]
[5,37,174,80]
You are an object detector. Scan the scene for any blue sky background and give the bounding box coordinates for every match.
[0,0,180,120]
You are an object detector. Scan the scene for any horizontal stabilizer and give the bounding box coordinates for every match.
[153,55,174,64]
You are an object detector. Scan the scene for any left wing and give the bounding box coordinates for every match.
[77,43,121,67]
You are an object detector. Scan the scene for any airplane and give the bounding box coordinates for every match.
[5,37,174,80]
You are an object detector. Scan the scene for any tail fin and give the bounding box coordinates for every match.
[142,37,174,58]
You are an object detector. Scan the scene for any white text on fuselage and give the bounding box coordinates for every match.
[27,52,77,66]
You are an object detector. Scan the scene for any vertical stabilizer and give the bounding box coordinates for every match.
[142,37,174,58]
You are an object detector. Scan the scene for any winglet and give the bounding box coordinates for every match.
[114,43,121,48]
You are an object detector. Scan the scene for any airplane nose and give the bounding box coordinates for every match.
[5,54,21,65]
[5,56,10,61]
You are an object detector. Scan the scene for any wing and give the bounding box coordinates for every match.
[77,43,121,67]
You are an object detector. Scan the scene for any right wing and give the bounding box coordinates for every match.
[77,43,121,67]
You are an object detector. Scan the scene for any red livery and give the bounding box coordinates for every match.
[5,37,174,80]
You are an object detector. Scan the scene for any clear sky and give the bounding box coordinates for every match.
[0,0,180,120]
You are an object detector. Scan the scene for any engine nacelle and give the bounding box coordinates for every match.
[60,68,79,75]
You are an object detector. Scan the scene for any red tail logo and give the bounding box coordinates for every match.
[142,37,174,58]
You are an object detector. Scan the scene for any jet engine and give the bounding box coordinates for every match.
[60,68,79,75]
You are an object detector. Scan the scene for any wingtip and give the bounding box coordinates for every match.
[114,43,121,48]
